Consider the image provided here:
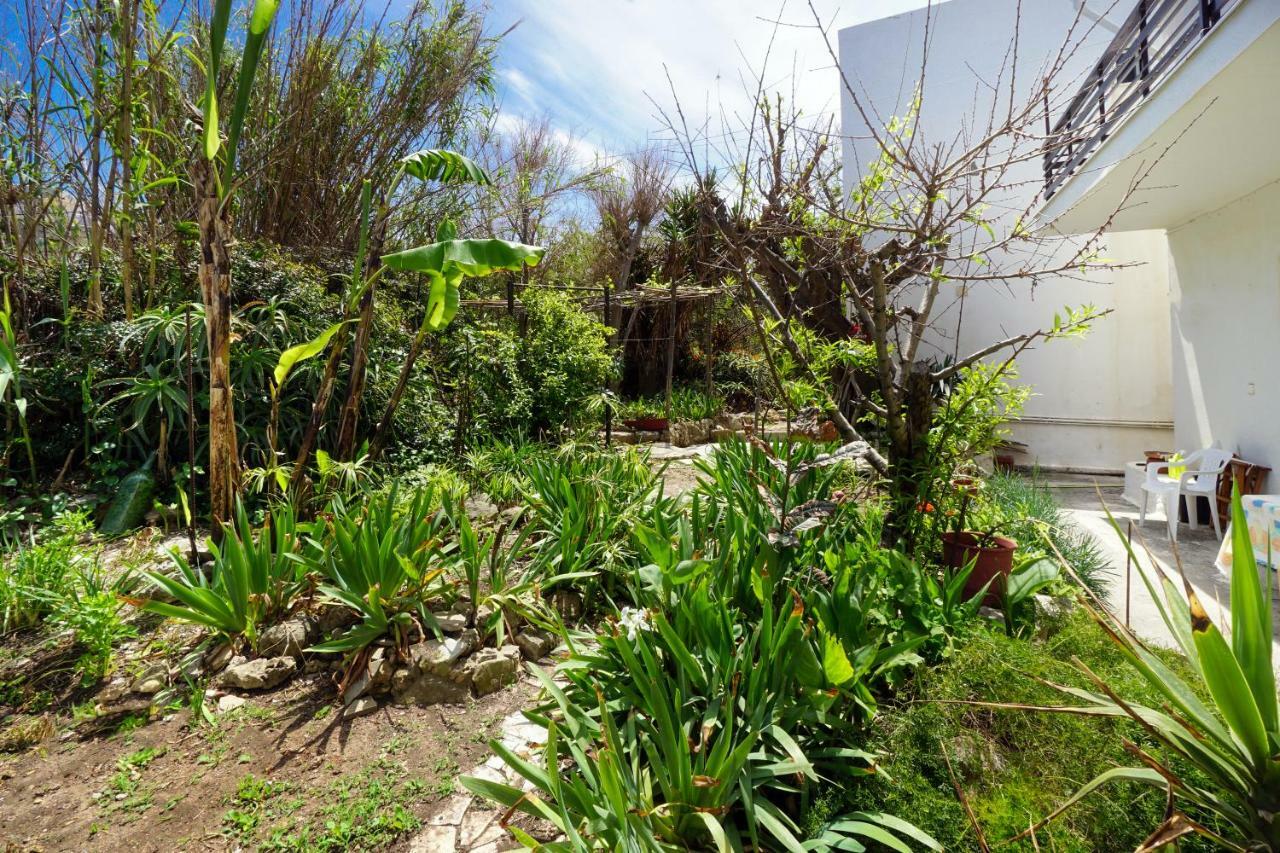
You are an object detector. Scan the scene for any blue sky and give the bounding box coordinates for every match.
[486,0,934,163]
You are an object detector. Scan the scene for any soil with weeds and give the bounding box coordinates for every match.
[0,670,532,851]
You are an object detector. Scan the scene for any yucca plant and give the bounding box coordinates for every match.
[140,502,308,651]
[1018,489,1280,850]
[438,496,550,644]
[521,448,667,599]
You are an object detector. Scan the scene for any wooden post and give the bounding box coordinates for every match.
[663,278,678,423]
[603,281,612,447]
[1125,519,1134,627]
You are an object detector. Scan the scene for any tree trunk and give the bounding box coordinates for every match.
[194,159,239,534]
[883,363,935,550]
[334,215,387,460]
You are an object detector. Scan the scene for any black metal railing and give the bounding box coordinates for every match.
[1043,0,1239,198]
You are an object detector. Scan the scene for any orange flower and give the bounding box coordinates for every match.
[917,501,935,513]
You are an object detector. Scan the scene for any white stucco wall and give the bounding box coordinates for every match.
[838,0,1174,471]
[1168,179,1280,487]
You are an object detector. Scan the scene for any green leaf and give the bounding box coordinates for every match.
[222,0,282,185]
[1227,487,1277,732]
[381,238,545,279]
[822,633,855,686]
[1190,593,1272,770]
[400,149,491,185]
[273,322,347,390]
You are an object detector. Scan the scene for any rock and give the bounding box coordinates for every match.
[219,656,296,691]
[430,612,468,634]
[216,694,247,714]
[1033,594,1075,621]
[948,733,1006,779]
[713,412,748,433]
[313,603,357,636]
[463,645,521,696]
[514,629,555,662]
[303,658,330,675]
[131,664,168,695]
[392,669,471,706]
[409,825,458,853]
[98,679,129,705]
[669,419,711,448]
[464,494,500,520]
[408,631,477,677]
[205,643,235,673]
[257,618,314,658]
[978,605,1005,623]
[550,590,583,621]
[345,697,379,718]
[343,648,394,702]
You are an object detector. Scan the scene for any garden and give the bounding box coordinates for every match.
[2,0,1278,850]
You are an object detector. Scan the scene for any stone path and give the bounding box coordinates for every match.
[407,702,550,852]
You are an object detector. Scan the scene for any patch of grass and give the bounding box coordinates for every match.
[808,611,1216,851]
[221,775,299,842]
[245,758,431,852]
[101,746,165,817]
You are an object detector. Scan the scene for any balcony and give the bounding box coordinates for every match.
[1036,0,1280,233]
[1044,0,1240,199]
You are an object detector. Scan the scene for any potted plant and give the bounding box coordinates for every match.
[939,476,1018,604]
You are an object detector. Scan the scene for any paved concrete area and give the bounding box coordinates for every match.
[1050,473,1280,662]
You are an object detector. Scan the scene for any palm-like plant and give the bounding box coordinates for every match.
[1021,489,1280,851]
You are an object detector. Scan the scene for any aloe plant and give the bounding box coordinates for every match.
[1021,488,1280,851]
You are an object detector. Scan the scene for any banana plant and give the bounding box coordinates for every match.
[365,223,545,460]
[195,0,283,534]
[0,286,36,484]
[1009,488,1280,851]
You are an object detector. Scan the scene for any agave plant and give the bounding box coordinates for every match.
[1017,489,1280,851]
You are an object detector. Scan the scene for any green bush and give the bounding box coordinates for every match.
[519,288,612,433]
[0,510,96,632]
[822,611,1215,851]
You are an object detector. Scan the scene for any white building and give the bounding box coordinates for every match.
[1036,0,1279,488]
[839,0,1176,472]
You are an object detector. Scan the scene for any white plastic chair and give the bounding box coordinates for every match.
[1139,448,1233,541]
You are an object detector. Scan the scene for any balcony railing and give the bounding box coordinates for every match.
[1043,0,1239,198]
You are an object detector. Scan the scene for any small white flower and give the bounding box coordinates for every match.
[618,607,652,641]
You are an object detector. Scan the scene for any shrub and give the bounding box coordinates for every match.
[142,503,309,651]
[519,288,612,433]
[0,510,95,632]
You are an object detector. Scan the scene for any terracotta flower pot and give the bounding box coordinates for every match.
[623,417,669,432]
[941,530,1018,605]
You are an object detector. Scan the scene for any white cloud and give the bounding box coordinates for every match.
[492,0,935,159]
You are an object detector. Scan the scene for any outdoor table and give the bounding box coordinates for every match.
[1215,494,1280,573]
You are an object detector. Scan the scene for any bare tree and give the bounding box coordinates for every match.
[591,146,671,329]
[659,1,1152,545]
